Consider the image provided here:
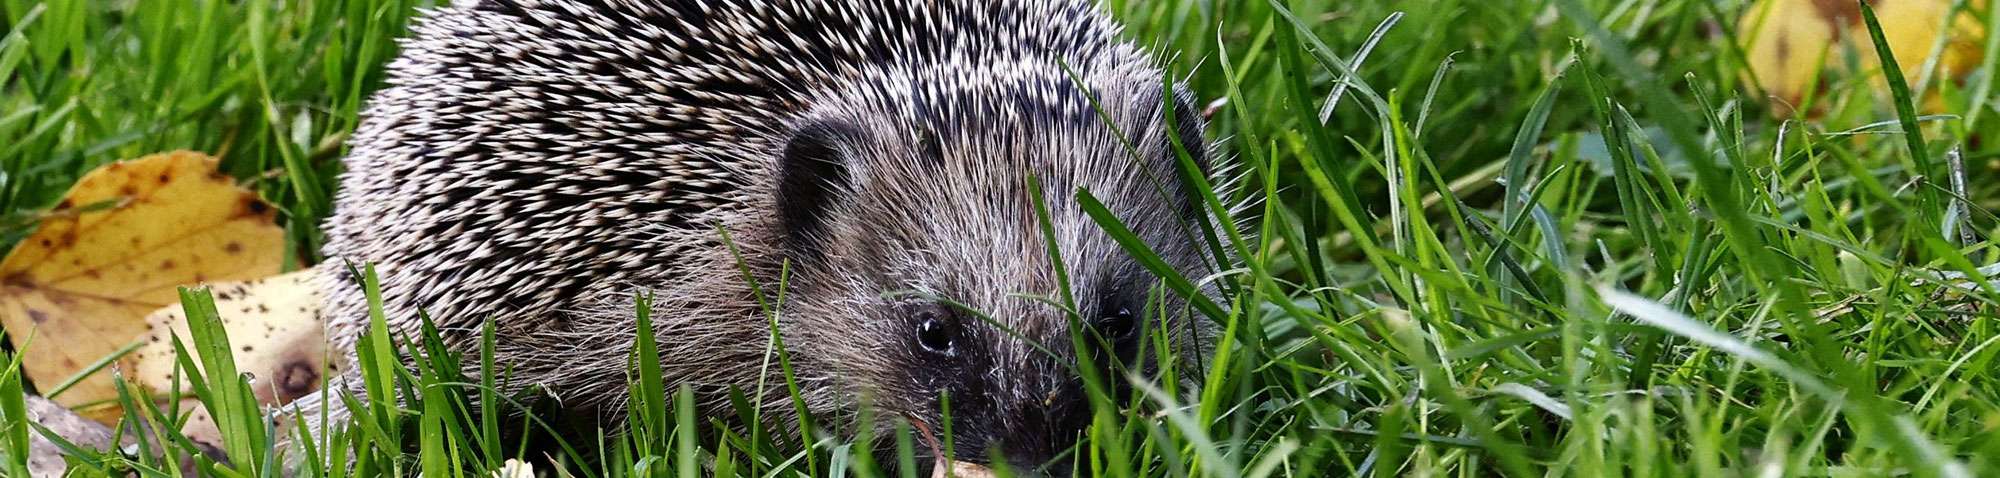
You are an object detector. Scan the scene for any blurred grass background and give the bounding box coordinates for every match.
[4,0,2000,476]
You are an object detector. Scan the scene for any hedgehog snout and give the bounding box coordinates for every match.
[989,390,1088,476]
[941,360,1092,475]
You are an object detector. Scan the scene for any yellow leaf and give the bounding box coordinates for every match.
[1738,0,1839,105]
[0,151,287,415]
[1859,0,1989,85]
[1739,0,1989,113]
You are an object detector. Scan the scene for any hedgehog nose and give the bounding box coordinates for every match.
[994,443,1070,476]
[990,392,1087,475]
[986,451,1072,478]
[1017,462,1076,478]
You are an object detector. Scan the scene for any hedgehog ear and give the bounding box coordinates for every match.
[775,119,864,263]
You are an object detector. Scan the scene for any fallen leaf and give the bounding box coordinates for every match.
[132,268,325,405]
[1738,0,1988,111]
[22,394,115,476]
[0,151,287,418]
[904,411,999,478]
[1857,0,1989,87]
[1737,0,1839,105]
[493,458,536,478]
[128,270,325,448]
[936,461,997,478]
[22,392,224,476]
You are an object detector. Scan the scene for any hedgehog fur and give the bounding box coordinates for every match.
[300,0,1229,469]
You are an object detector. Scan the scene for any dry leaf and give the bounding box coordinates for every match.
[0,151,286,417]
[23,393,222,476]
[1737,0,1839,104]
[494,459,536,478]
[935,461,997,478]
[1858,0,1989,85]
[133,269,325,405]
[1738,0,1988,110]
[122,270,324,448]
[904,411,998,478]
[127,269,324,450]
[22,394,115,476]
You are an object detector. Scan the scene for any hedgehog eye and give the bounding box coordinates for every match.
[1098,306,1136,340]
[916,313,955,355]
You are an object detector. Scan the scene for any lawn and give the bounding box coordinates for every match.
[3,0,1999,476]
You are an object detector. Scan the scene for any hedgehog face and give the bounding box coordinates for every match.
[770,68,1213,472]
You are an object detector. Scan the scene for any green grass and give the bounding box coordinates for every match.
[4,0,2000,476]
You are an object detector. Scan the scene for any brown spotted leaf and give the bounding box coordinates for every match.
[0,151,287,416]
[129,269,324,448]
[133,269,325,405]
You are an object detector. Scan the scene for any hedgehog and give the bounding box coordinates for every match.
[298,0,1228,472]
